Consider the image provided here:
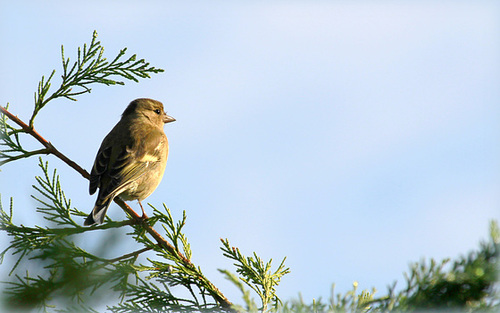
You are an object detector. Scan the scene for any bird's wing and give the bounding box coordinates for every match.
[89,145,112,195]
[94,130,166,199]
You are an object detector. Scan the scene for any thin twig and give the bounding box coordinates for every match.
[0,106,90,179]
[0,148,50,166]
[105,246,153,263]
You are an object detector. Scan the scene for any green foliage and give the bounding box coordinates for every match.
[0,104,48,166]
[280,283,377,313]
[280,221,499,313]
[1,160,136,309]
[220,239,290,312]
[394,220,500,311]
[31,30,164,126]
[1,158,291,312]
[219,269,259,312]
[32,159,84,227]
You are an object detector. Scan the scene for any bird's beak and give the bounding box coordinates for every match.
[164,114,176,124]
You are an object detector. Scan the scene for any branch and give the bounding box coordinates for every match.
[113,198,233,309]
[105,247,153,263]
[29,30,164,126]
[0,106,90,180]
[0,148,49,166]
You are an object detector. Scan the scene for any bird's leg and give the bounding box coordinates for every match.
[138,200,148,219]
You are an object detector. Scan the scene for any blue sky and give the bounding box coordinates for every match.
[1,0,499,307]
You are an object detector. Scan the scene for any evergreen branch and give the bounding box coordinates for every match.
[53,303,100,313]
[0,105,90,179]
[154,205,192,261]
[31,70,56,127]
[32,158,82,226]
[0,215,132,274]
[127,204,234,310]
[219,269,258,312]
[30,30,163,126]
[105,247,153,264]
[0,148,50,166]
[220,239,290,313]
[2,244,141,311]
[3,271,55,310]
[0,195,14,265]
[281,283,378,313]
[108,277,222,313]
[0,104,51,166]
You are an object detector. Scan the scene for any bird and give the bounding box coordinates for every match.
[84,98,175,226]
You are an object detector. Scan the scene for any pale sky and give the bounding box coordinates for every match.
[1,0,499,307]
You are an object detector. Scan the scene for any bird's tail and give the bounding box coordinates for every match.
[84,196,114,226]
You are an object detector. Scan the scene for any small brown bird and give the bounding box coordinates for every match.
[84,98,175,226]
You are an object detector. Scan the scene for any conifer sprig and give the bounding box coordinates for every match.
[0,104,49,166]
[30,30,164,126]
[32,158,83,226]
[220,239,290,312]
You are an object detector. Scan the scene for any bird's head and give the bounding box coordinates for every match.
[123,98,175,128]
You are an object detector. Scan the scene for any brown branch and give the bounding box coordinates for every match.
[113,198,193,264]
[0,105,90,180]
[114,197,232,308]
[0,105,234,310]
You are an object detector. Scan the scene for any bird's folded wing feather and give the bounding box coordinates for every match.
[90,130,166,199]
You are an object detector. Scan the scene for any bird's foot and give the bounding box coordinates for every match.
[138,201,149,220]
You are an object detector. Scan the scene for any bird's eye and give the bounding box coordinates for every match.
[154,109,161,115]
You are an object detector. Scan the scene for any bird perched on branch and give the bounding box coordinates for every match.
[84,98,175,226]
